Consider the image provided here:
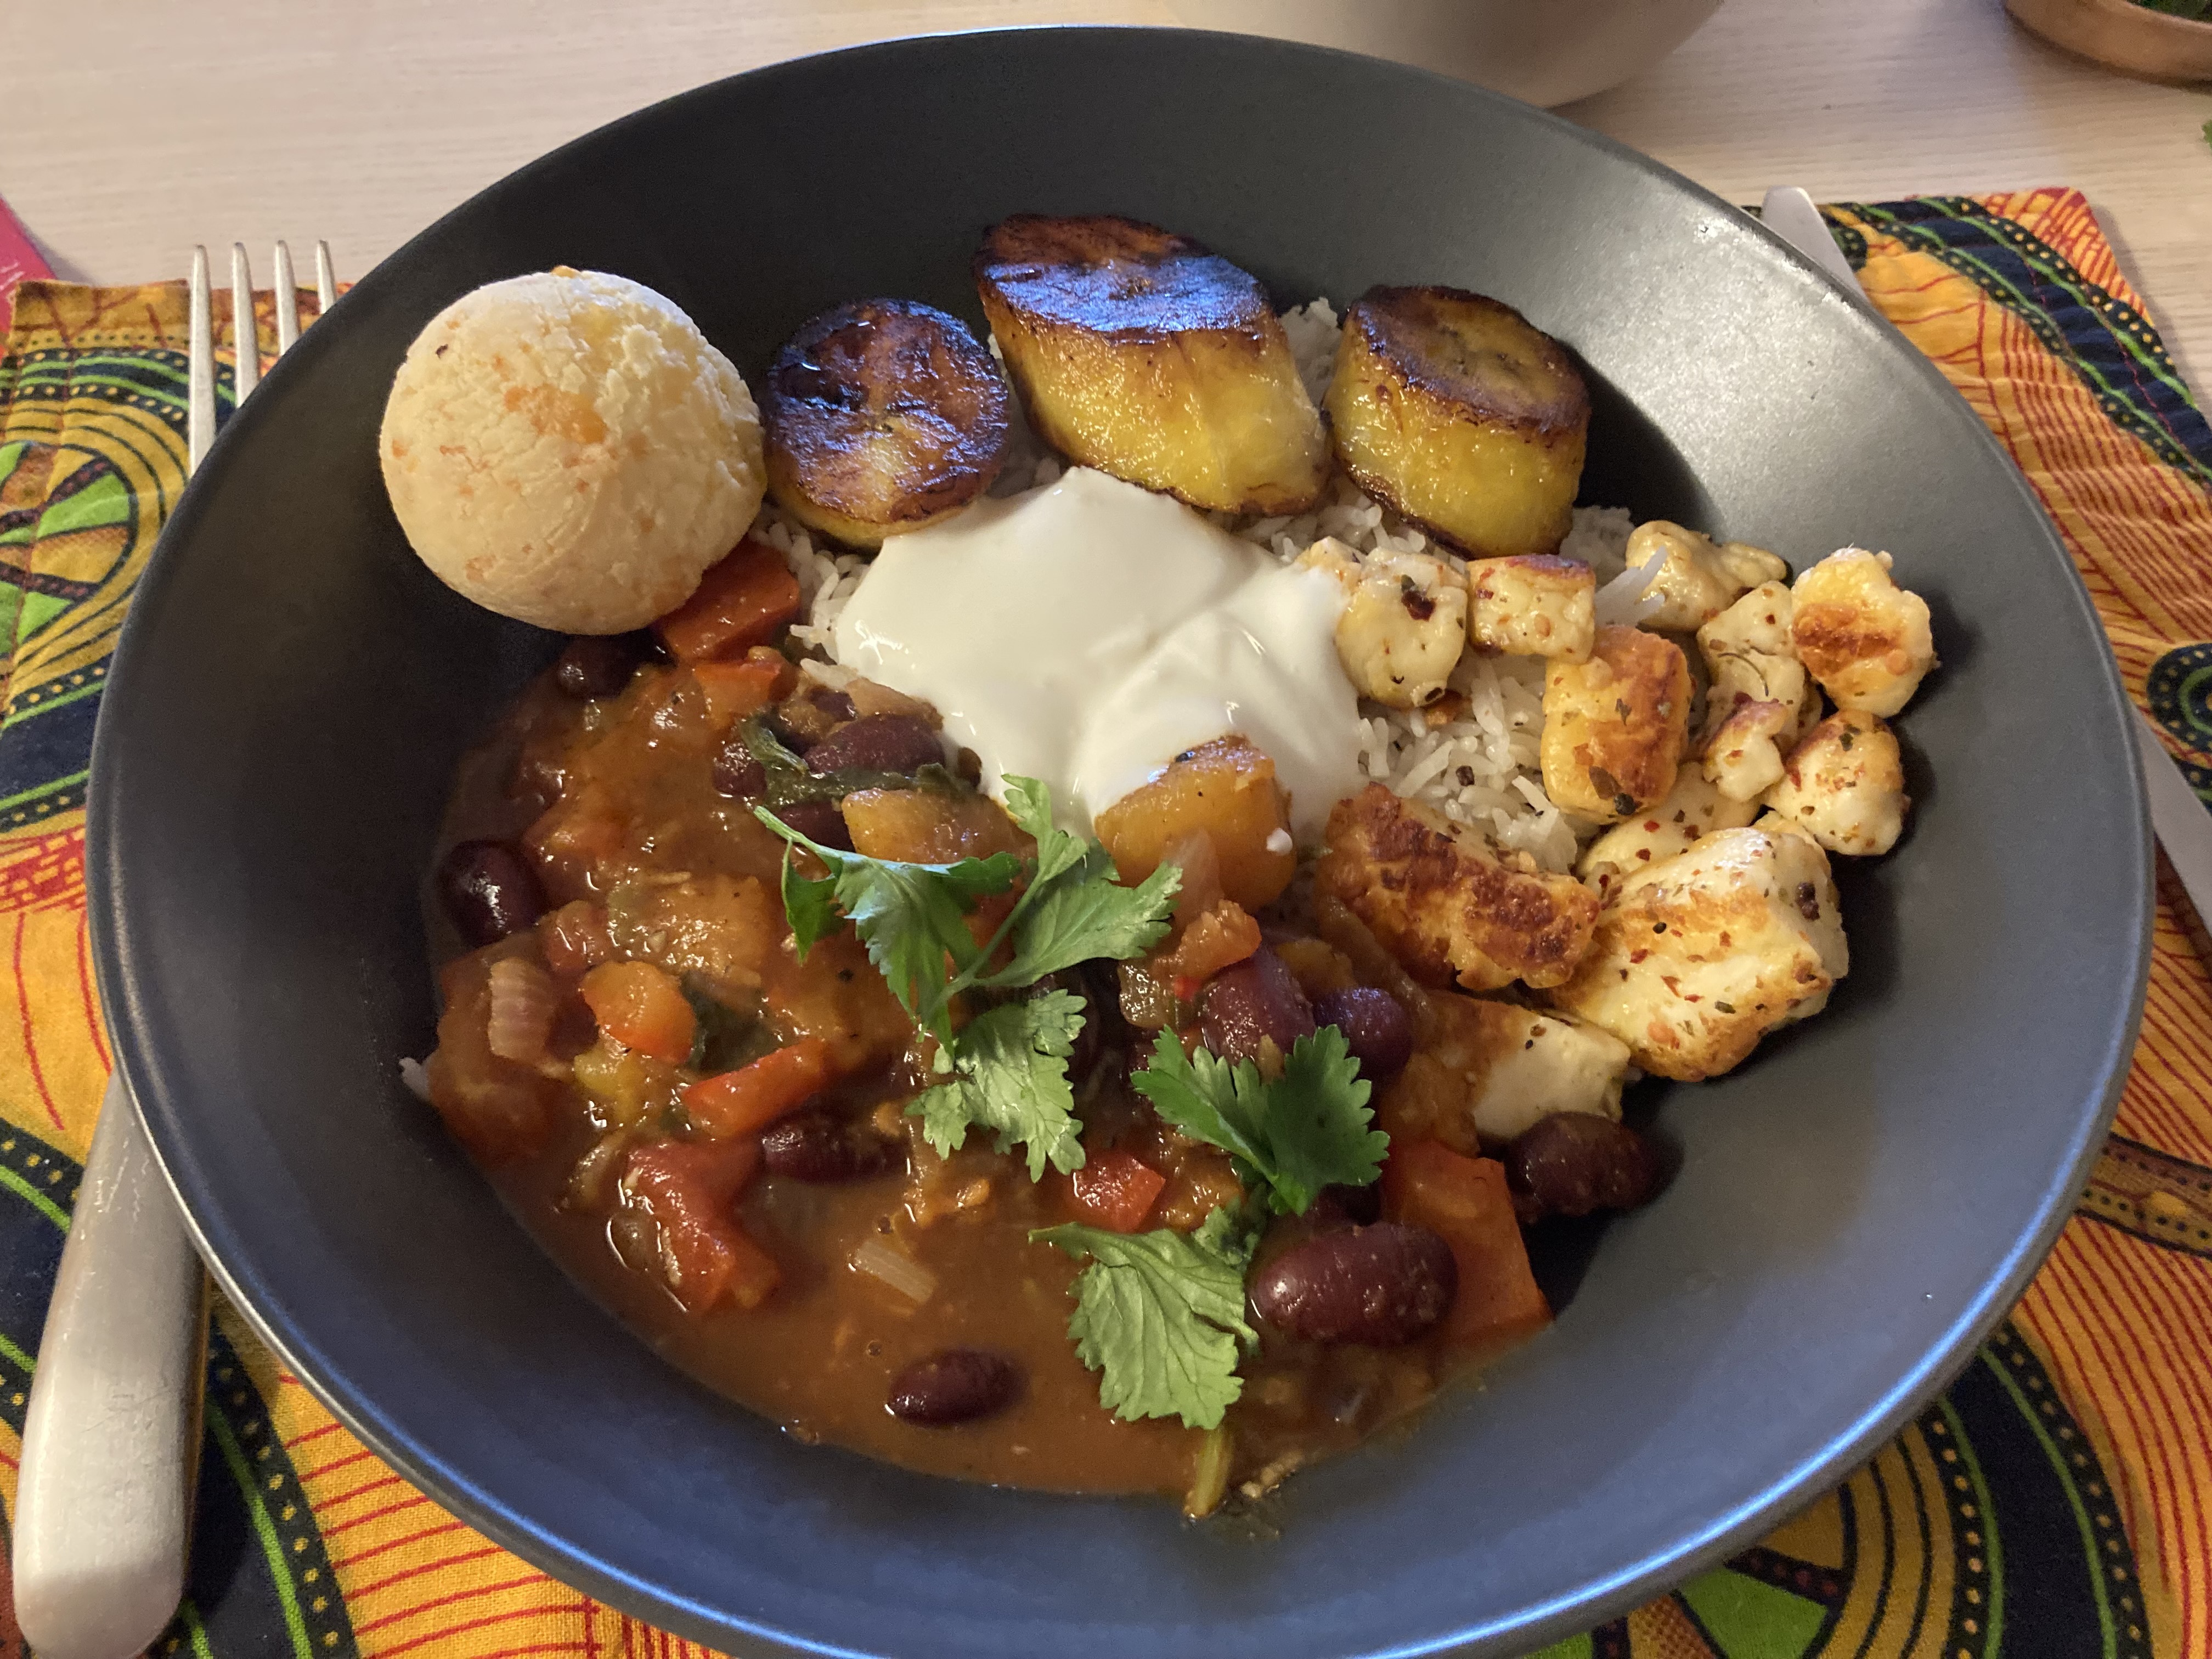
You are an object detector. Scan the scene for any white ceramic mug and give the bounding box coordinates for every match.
[1165,0,1725,106]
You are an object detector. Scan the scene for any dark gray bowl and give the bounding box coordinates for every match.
[89,26,2149,1658]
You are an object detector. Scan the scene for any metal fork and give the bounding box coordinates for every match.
[13,240,334,1659]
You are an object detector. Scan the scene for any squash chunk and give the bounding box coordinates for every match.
[841,788,1031,865]
[1095,736,1296,912]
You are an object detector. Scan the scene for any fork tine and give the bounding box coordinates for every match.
[273,241,300,354]
[188,247,214,474]
[315,241,336,317]
[230,244,259,403]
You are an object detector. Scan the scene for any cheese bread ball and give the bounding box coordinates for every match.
[380,267,764,634]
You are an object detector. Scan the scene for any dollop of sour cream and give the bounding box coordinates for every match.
[831,467,1367,839]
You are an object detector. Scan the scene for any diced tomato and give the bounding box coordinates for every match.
[1382,1138,1551,1350]
[578,960,696,1064]
[656,540,802,663]
[693,648,793,730]
[1068,1148,1169,1233]
[681,1037,834,1139]
[622,1137,778,1312]
[1161,900,1261,983]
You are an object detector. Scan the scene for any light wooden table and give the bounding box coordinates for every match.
[3,0,2208,390]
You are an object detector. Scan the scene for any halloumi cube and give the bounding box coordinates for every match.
[1701,696,1795,802]
[1791,548,1937,717]
[1540,624,1691,822]
[1318,783,1600,992]
[1376,991,1630,1152]
[1467,554,1597,663]
[1544,826,1848,1080]
[1763,709,1910,855]
[1624,521,1790,631]
[1696,582,1816,737]
[1301,537,1469,709]
[1577,762,1762,904]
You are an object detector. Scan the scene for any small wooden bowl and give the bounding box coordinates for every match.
[2007,0,2212,81]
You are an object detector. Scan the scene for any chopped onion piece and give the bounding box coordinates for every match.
[486,956,557,1063]
[398,1056,432,1103]
[851,1236,936,1304]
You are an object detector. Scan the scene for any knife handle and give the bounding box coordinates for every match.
[13,1073,205,1659]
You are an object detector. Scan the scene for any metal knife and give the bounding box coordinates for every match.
[1759,185,2212,923]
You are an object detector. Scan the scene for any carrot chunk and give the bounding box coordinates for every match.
[656,540,802,663]
[1068,1148,1169,1233]
[1382,1138,1551,1348]
[681,1037,835,1139]
[622,1137,778,1312]
[578,960,696,1064]
[692,648,793,730]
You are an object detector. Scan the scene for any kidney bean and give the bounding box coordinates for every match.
[1249,1223,1457,1346]
[1505,1113,1662,1223]
[1310,986,1414,1085]
[552,633,650,699]
[808,685,857,723]
[1310,1181,1384,1228]
[765,799,854,851]
[710,736,766,800]
[803,714,944,778]
[760,1110,901,1183]
[887,1348,1023,1425]
[1198,947,1315,1064]
[437,839,547,949]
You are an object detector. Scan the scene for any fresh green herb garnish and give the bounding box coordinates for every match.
[757,774,1177,1173]
[1132,1025,1386,1216]
[911,989,1086,1180]
[1031,1205,1261,1430]
[738,715,918,808]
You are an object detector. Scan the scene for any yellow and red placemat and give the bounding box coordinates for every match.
[1,187,2208,1659]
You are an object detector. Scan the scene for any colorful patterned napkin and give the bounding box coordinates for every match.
[1,187,2207,1659]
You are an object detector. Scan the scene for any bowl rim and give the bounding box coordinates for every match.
[87,23,2154,1655]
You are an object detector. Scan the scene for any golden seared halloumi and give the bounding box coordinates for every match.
[1625,522,1790,631]
[1376,992,1631,1152]
[974,214,1328,515]
[1791,548,1937,716]
[1545,826,1848,1081]
[1325,286,1589,559]
[1697,582,1817,737]
[1701,696,1795,802]
[1317,783,1600,993]
[1763,709,1910,855]
[1540,624,1692,822]
[1576,763,1761,904]
[1300,538,1469,708]
[1467,554,1596,662]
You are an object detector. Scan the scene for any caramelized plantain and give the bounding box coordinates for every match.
[974,214,1328,515]
[1324,286,1589,560]
[761,299,1010,549]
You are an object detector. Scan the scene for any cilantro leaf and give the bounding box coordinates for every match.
[910,990,1086,1179]
[1262,1025,1389,1214]
[1128,1030,1272,1170]
[990,845,1180,986]
[999,774,1089,889]
[755,809,1020,1046]
[1133,1026,1385,1215]
[1032,1205,1260,1429]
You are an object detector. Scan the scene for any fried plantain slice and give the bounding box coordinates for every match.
[1325,286,1589,560]
[975,213,1328,515]
[761,298,1011,549]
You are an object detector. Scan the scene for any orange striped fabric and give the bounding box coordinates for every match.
[1,188,2207,1659]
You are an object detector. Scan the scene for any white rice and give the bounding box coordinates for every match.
[753,297,1667,874]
